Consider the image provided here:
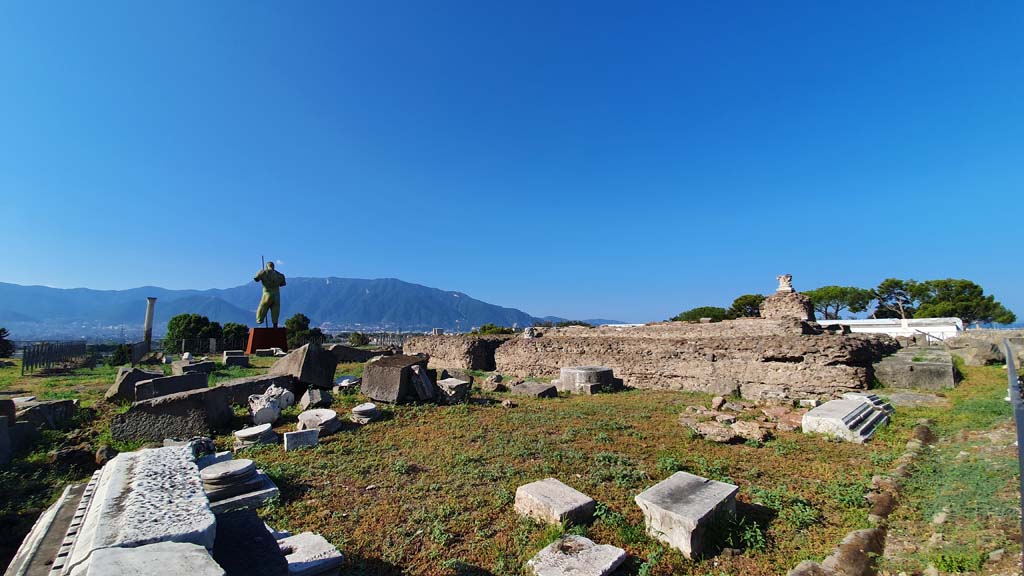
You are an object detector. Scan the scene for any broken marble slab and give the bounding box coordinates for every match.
[526,535,626,576]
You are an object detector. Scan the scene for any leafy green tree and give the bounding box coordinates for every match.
[222,322,249,346]
[284,313,323,348]
[872,278,921,319]
[914,279,1016,326]
[471,323,516,335]
[165,314,222,353]
[0,327,14,358]
[727,294,765,319]
[671,306,729,323]
[804,286,873,320]
[555,320,594,328]
[348,332,370,346]
[107,344,131,366]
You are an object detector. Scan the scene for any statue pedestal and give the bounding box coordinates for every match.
[246,328,288,355]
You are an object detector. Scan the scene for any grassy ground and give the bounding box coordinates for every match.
[0,360,1018,575]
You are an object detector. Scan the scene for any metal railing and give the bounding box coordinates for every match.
[1004,339,1024,571]
[21,341,88,375]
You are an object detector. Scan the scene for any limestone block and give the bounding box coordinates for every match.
[111,388,232,443]
[873,348,958,390]
[554,366,616,394]
[278,532,344,576]
[135,373,208,401]
[223,355,251,368]
[634,471,738,558]
[515,478,595,525]
[511,381,558,398]
[269,343,338,389]
[526,535,626,576]
[361,355,429,404]
[106,367,163,404]
[66,447,217,574]
[409,364,438,401]
[71,541,225,576]
[283,430,319,451]
[172,360,217,376]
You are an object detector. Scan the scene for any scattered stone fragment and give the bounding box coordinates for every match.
[481,375,507,392]
[730,421,769,442]
[515,478,596,525]
[711,396,726,410]
[634,471,739,558]
[350,402,381,424]
[299,388,333,410]
[693,421,739,443]
[988,548,1005,563]
[283,429,319,451]
[799,398,822,408]
[248,394,281,426]
[361,355,429,404]
[110,388,232,442]
[802,397,891,443]
[95,444,118,466]
[233,423,279,450]
[278,532,344,576]
[931,511,948,525]
[715,414,736,425]
[502,399,517,408]
[409,365,437,401]
[526,535,626,576]
[297,408,342,435]
[511,381,558,398]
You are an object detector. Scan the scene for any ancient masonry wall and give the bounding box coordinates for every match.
[409,319,898,401]
[403,335,512,371]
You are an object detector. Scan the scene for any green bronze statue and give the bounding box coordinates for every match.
[254,261,286,327]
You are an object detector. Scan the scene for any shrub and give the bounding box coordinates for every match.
[0,327,13,358]
[670,307,729,323]
[471,323,516,335]
[348,332,370,346]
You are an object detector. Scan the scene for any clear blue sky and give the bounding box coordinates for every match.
[2,2,1021,323]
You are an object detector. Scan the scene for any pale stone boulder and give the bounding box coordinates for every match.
[634,471,738,558]
[526,535,626,576]
[269,343,338,389]
[105,367,163,403]
[278,532,344,576]
[299,388,332,410]
[436,378,470,404]
[515,478,595,525]
[248,394,281,426]
[511,381,558,398]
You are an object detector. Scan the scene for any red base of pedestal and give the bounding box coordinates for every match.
[246,328,288,355]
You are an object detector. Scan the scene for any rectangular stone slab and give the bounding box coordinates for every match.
[361,355,428,404]
[283,429,319,451]
[278,532,344,576]
[515,478,595,525]
[70,541,225,576]
[526,535,626,576]
[634,471,738,558]
[65,446,216,574]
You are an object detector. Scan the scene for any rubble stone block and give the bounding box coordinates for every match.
[361,355,429,404]
[526,535,626,576]
[111,388,232,442]
[106,367,163,404]
[283,430,319,451]
[515,478,595,525]
[223,355,250,368]
[634,471,739,558]
[436,378,470,404]
[554,366,617,394]
[269,343,338,389]
[135,373,208,401]
[511,381,558,398]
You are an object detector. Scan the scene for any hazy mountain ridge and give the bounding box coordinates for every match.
[0,278,614,339]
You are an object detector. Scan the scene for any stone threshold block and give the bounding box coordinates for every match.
[526,535,626,576]
[515,478,596,525]
[634,471,738,559]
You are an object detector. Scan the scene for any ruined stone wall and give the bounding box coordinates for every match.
[403,335,512,371]
[496,320,896,401]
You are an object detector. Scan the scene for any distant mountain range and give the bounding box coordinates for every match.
[0,279,622,341]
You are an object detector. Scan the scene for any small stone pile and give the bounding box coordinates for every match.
[233,423,278,451]
[678,397,771,443]
[247,384,295,426]
[350,402,381,424]
[297,408,341,435]
[200,459,264,502]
